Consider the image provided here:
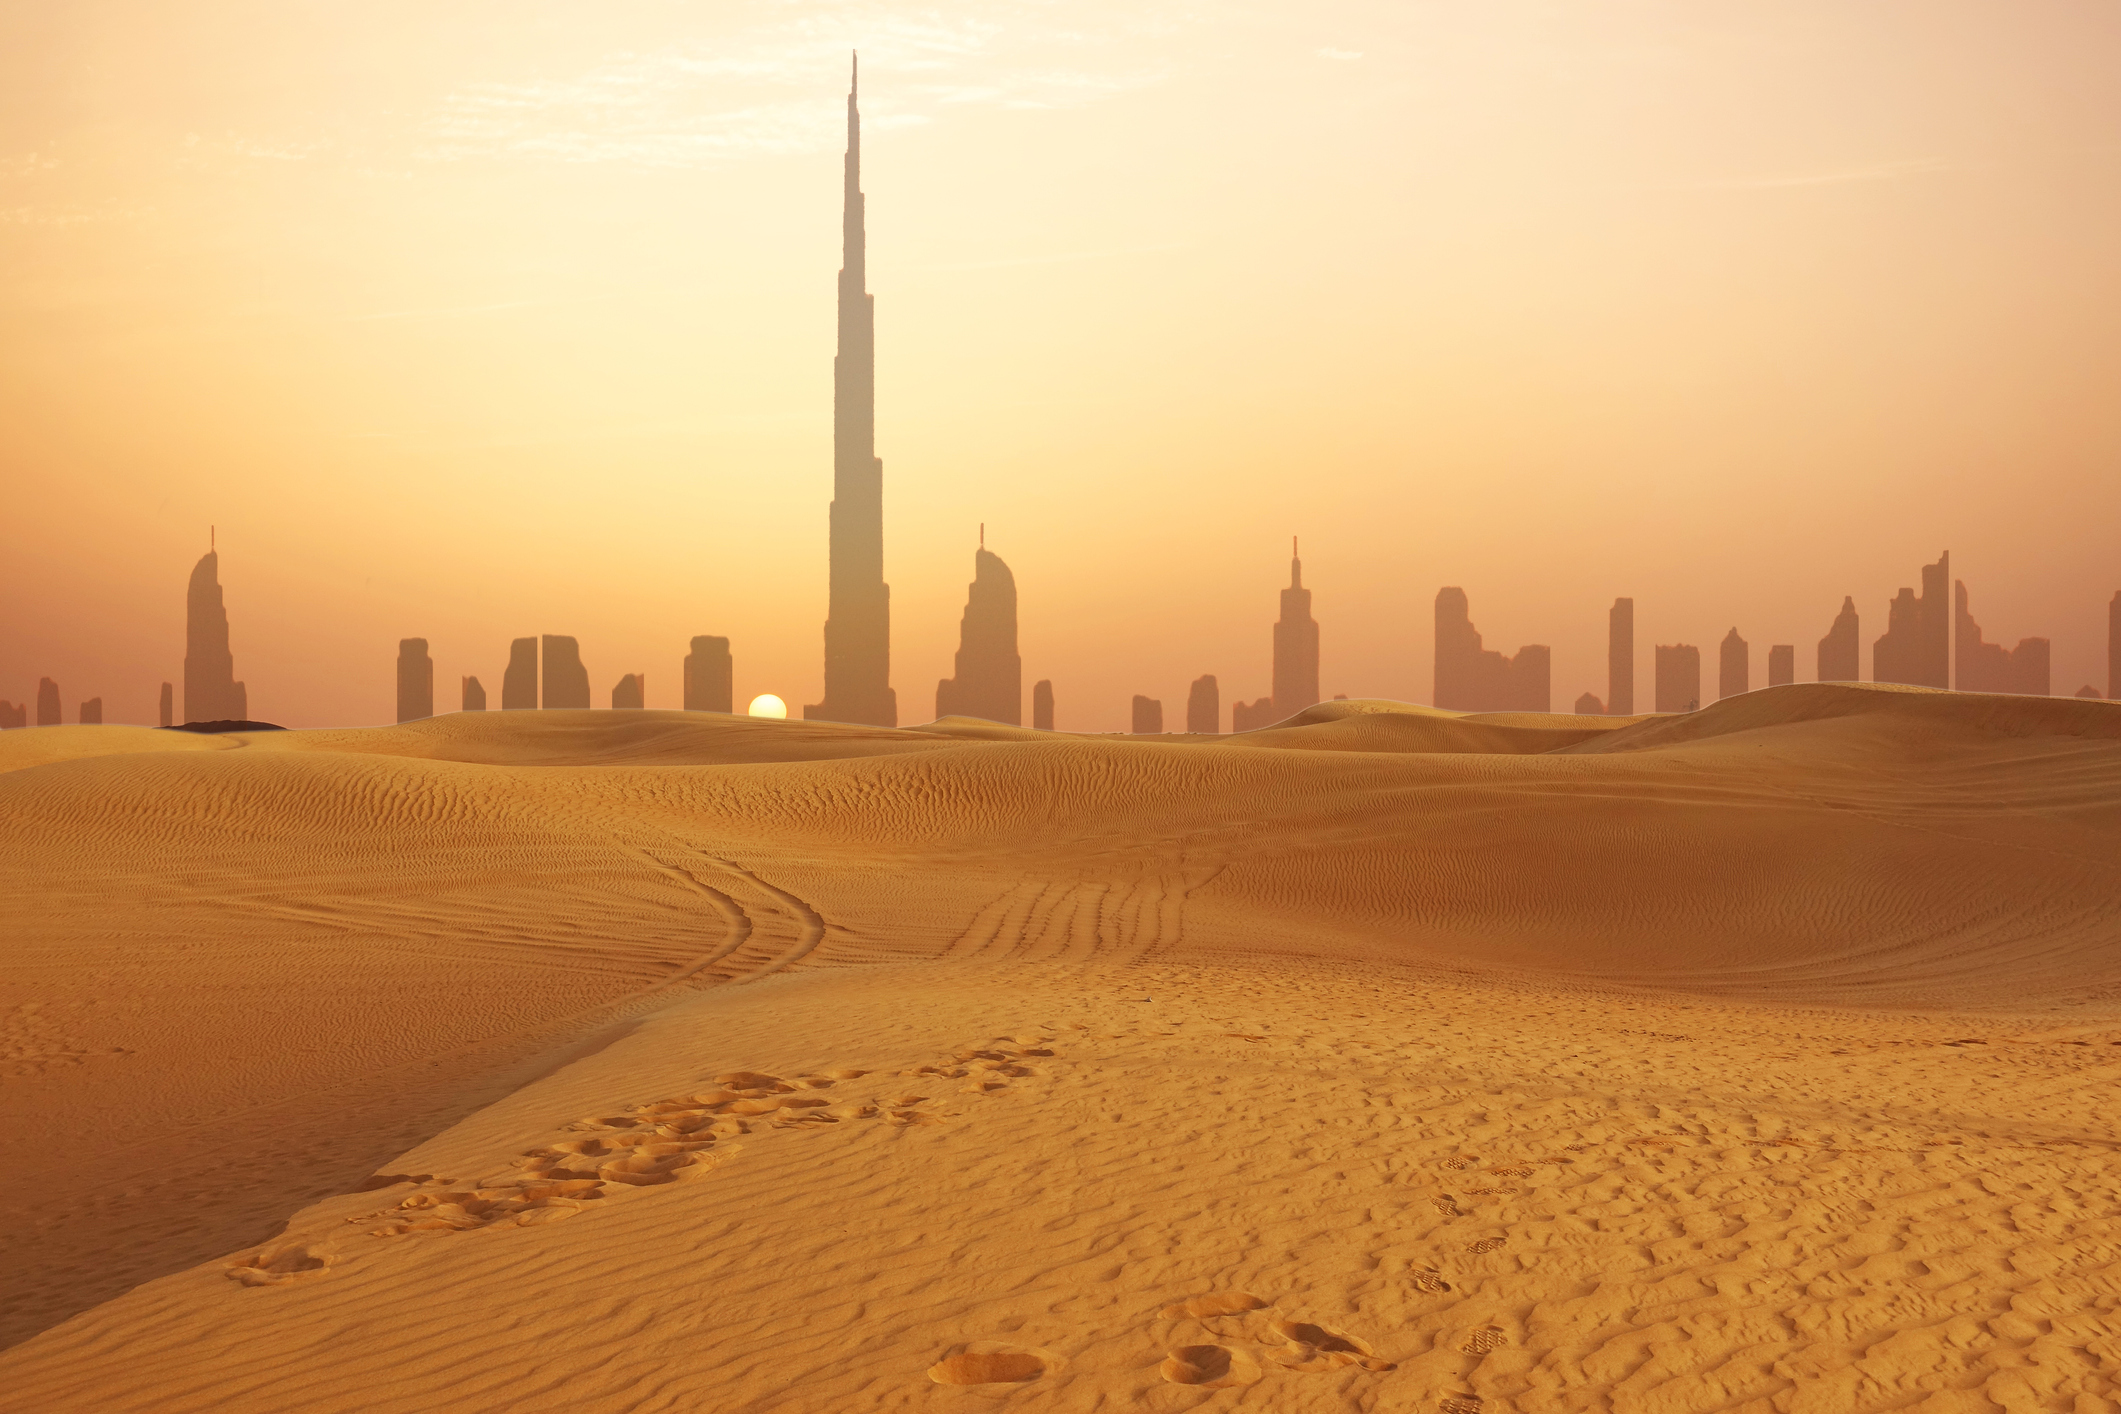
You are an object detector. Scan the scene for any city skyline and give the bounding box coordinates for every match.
[5,8,2121,728]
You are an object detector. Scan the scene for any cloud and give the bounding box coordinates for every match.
[420,4,1173,168]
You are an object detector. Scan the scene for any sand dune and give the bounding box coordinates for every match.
[3,684,2119,1410]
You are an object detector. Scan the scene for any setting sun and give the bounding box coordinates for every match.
[746,694,787,719]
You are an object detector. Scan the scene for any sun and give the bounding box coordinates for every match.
[747,694,788,719]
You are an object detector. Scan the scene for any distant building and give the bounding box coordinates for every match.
[934,546,1021,725]
[397,639,434,723]
[1873,551,1949,688]
[79,697,102,725]
[1718,628,1749,700]
[184,544,247,724]
[684,636,734,714]
[612,673,645,709]
[1231,697,1277,732]
[1574,691,1603,714]
[1434,587,1549,711]
[0,700,23,729]
[1032,679,1054,731]
[1654,645,1701,713]
[1954,580,2048,695]
[462,676,487,711]
[1818,597,1860,682]
[2077,685,2103,699]
[502,638,538,709]
[1607,598,1633,715]
[1187,675,1219,734]
[1131,695,1163,734]
[1271,541,1320,719]
[542,635,590,709]
[159,682,173,727]
[1767,644,1794,687]
[36,677,60,726]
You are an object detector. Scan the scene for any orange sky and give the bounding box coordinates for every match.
[4,1,2119,728]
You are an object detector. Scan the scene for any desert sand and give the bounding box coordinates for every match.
[3,683,2120,1412]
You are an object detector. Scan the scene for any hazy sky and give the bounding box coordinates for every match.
[4,1,2119,727]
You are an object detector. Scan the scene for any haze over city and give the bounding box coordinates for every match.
[7,1,2121,728]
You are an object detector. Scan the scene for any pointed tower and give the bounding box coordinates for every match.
[1271,538,1320,717]
[184,533,247,724]
[805,55,897,727]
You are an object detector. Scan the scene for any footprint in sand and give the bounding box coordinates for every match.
[1411,1268,1452,1294]
[1266,1319,1395,1373]
[1460,1327,1507,1355]
[225,1242,338,1286]
[1160,1344,1262,1388]
[1440,1396,1485,1413]
[928,1343,1066,1392]
[1465,1236,1506,1255]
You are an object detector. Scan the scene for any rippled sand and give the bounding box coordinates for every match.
[3,685,2118,1411]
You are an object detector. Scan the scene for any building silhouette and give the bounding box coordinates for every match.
[805,58,896,728]
[184,542,247,724]
[0,700,23,728]
[1718,628,1749,700]
[502,638,537,709]
[462,676,487,711]
[1818,597,1860,681]
[1767,644,1794,687]
[1131,695,1162,734]
[934,544,1021,725]
[36,677,60,726]
[612,673,645,709]
[1654,645,1700,713]
[1954,581,2049,695]
[1032,679,1054,730]
[1574,691,1603,714]
[1187,674,1219,734]
[2076,684,2102,699]
[684,636,733,713]
[2110,591,2119,698]
[1231,696,1276,732]
[79,697,102,724]
[159,682,173,727]
[542,636,590,709]
[1874,551,1949,688]
[397,639,433,723]
[1434,587,1549,711]
[1271,540,1320,720]
[1607,597,1633,715]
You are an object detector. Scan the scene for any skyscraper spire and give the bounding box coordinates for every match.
[805,53,897,727]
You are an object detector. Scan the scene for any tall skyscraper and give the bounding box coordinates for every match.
[1131,695,1163,734]
[1434,588,1549,711]
[542,635,590,709]
[1767,644,1794,687]
[1271,540,1320,718]
[36,677,61,726]
[612,673,645,709]
[934,545,1021,725]
[397,639,433,723]
[1607,598,1634,715]
[1654,645,1701,712]
[1032,679,1054,731]
[158,682,173,727]
[1874,551,1949,688]
[502,638,537,709]
[79,697,102,725]
[1818,597,1860,681]
[1954,580,2049,695]
[1186,674,1220,734]
[1718,628,1749,700]
[684,636,734,713]
[462,676,487,711]
[805,57,896,728]
[184,540,247,724]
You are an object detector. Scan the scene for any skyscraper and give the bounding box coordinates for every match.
[1186,675,1220,734]
[1767,645,1794,687]
[397,639,433,723]
[934,544,1021,725]
[502,638,537,709]
[1032,679,1054,730]
[1954,580,2049,696]
[1271,540,1320,719]
[1874,552,1949,688]
[1654,645,1701,713]
[1607,597,1634,715]
[684,636,734,713]
[1433,588,1549,711]
[184,540,247,724]
[542,635,590,709]
[1818,597,1860,681]
[805,57,896,728]
[1718,628,1749,700]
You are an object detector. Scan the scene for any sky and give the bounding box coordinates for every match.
[3,0,2119,728]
